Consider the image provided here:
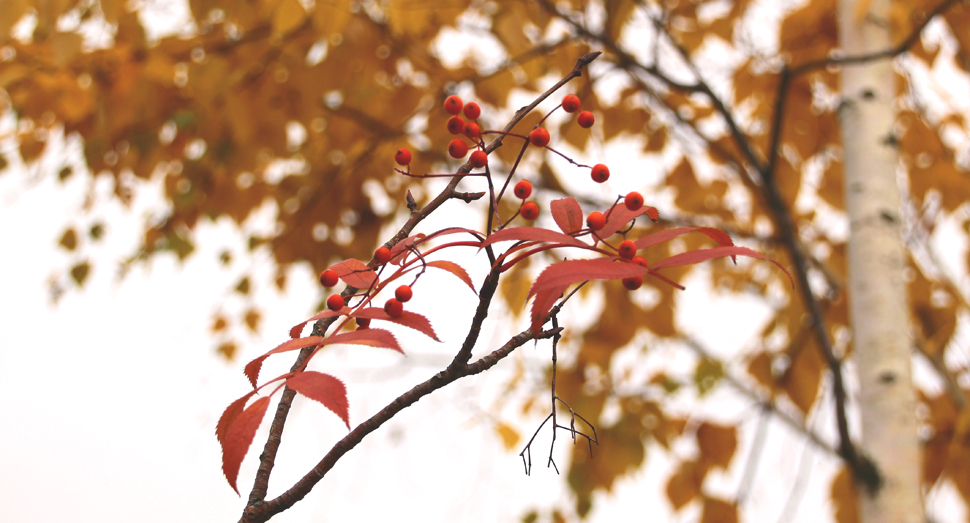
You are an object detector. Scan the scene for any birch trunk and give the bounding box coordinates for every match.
[838,0,922,521]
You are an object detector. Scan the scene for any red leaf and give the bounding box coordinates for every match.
[220,396,271,495]
[286,371,350,429]
[636,226,734,250]
[426,260,476,293]
[330,259,377,289]
[480,226,589,249]
[216,390,257,444]
[389,233,427,264]
[324,328,404,353]
[354,308,441,341]
[598,204,648,238]
[244,336,325,388]
[530,284,569,335]
[289,308,349,339]
[652,246,794,286]
[528,258,650,300]
[551,197,585,234]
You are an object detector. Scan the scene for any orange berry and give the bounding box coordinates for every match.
[561,94,581,113]
[622,275,643,290]
[448,138,469,159]
[586,211,606,231]
[577,110,594,128]
[513,180,533,199]
[394,148,411,166]
[444,95,463,115]
[618,239,637,260]
[374,246,392,264]
[625,191,644,211]
[463,102,481,120]
[356,317,370,330]
[326,293,345,311]
[463,121,481,139]
[395,285,413,302]
[529,128,550,147]
[319,269,339,287]
[447,115,465,135]
[632,255,648,268]
[469,150,488,168]
[591,164,610,183]
[520,201,539,220]
[384,298,404,318]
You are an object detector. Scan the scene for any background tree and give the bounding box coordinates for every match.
[3,0,969,522]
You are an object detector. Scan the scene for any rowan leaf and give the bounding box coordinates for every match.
[330,259,378,289]
[481,226,590,249]
[354,307,440,341]
[531,284,570,335]
[635,226,734,251]
[245,336,326,388]
[426,260,476,293]
[599,204,652,239]
[528,258,650,300]
[220,396,271,495]
[551,197,585,234]
[325,328,404,354]
[289,308,350,339]
[652,246,794,287]
[286,371,350,429]
[215,390,257,445]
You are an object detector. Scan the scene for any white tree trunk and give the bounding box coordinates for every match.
[838,1,922,522]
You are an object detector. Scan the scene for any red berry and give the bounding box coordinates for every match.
[463,102,481,120]
[520,201,539,220]
[384,298,404,318]
[326,293,345,311]
[586,211,606,231]
[319,269,339,287]
[591,164,610,183]
[394,148,412,166]
[561,94,581,113]
[463,122,481,139]
[618,239,637,260]
[374,246,392,264]
[395,285,413,302]
[529,128,550,148]
[448,138,468,159]
[632,255,648,268]
[625,191,644,211]
[444,95,463,115]
[513,180,533,199]
[356,317,370,329]
[577,110,595,128]
[622,275,643,290]
[447,115,465,135]
[469,150,488,168]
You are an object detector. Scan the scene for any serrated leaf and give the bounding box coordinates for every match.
[324,328,404,353]
[652,246,793,287]
[599,204,650,238]
[330,258,378,289]
[289,308,349,339]
[528,258,650,300]
[481,226,590,249]
[286,371,350,429]
[530,283,569,335]
[245,336,326,388]
[635,226,734,251]
[389,233,427,264]
[354,307,441,341]
[220,396,271,495]
[426,260,476,293]
[551,197,585,234]
[215,391,257,445]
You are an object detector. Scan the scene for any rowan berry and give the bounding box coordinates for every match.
[447,115,465,135]
[618,239,637,260]
[326,293,345,311]
[469,149,488,168]
[622,275,643,290]
[631,255,648,268]
[463,102,481,120]
[384,298,404,318]
[586,211,606,231]
[625,191,644,211]
[591,164,610,183]
[374,246,392,264]
[448,138,469,159]
[319,269,339,287]
[395,285,413,302]
[356,317,370,329]
[444,95,463,115]
[520,201,539,220]
[561,94,581,113]
[463,122,481,139]
[577,111,595,128]
[529,128,550,148]
[394,148,411,166]
[513,180,532,199]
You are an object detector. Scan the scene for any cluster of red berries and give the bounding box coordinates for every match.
[317,247,418,324]
[444,95,486,162]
